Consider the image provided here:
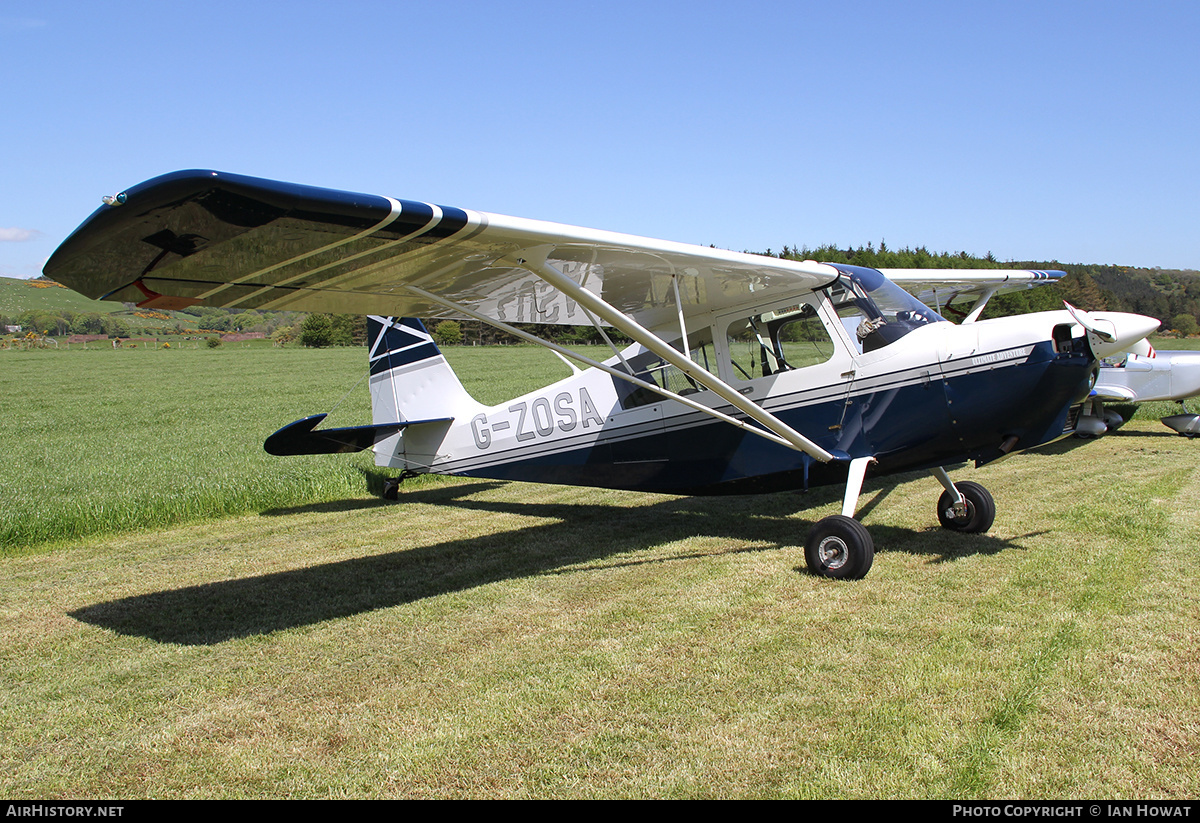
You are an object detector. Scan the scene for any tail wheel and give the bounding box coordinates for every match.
[805,515,874,580]
[382,478,401,501]
[936,481,995,533]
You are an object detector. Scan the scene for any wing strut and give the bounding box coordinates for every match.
[962,287,997,324]
[405,286,819,454]
[672,274,691,360]
[578,304,638,377]
[512,254,835,463]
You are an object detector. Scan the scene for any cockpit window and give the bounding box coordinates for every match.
[726,299,835,381]
[827,267,944,353]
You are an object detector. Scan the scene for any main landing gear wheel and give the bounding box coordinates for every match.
[805,515,875,580]
[936,481,995,533]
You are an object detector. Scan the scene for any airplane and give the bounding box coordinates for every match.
[1077,346,1200,437]
[43,170,1162,579]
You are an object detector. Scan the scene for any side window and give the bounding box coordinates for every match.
[835,301,873,355]
[775,312,836,369]
[726,301,834,381]
[613,339,717,409]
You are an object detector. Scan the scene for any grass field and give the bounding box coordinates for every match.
[1,341,1197,798]
[0,344,574,552]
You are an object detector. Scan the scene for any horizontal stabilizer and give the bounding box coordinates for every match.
[263,413,452,456]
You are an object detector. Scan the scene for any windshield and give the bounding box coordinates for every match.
[826,266,945,352]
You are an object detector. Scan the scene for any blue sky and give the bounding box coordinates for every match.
[3,0,1198,279]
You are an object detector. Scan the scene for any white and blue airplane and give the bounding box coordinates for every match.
[44,170,1161,579]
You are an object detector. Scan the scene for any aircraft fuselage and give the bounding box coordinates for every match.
[381,304,1099,496]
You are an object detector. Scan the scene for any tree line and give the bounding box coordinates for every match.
[15,246,1200,346]
[772,243,1200,334]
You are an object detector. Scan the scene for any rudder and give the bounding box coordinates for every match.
[367,316,480,469]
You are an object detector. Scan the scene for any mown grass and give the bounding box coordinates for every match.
[1,340,1197,798]
[1,422,1196,798]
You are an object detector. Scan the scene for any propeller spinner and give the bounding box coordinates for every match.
[1064,302,1160,359]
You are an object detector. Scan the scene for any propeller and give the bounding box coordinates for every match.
[1064,302,1160,360]
[1127,338,1156,358]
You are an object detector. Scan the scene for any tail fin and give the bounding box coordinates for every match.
[367,317,479,469]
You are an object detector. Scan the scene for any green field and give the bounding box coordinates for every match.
[0,275,303,341]
[0,344,574,552]
[1,342,1197,798]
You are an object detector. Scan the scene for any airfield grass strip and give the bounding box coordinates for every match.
[0,425,1197,797]
[940,433,1198,798]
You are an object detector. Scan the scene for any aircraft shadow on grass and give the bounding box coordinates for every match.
[70,478,1035,646]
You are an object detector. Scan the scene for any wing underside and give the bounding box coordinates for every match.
[44,170,841,331]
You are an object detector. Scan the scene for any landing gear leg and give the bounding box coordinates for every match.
[805,456,876,580]
[931,467,995,533]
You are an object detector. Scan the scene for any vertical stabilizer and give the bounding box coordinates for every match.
[367,317,480,469]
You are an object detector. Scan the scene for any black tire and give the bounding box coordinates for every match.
[382,478,401,501]
[804,515,875,580]
[936,481,995,533]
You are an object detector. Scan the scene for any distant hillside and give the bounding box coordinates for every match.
[0,276,304,340]
[1064,263,1200,323]
[0,276,124,318]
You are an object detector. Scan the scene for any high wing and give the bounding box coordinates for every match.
[44,169,841,333]
[882,268,1065,322]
